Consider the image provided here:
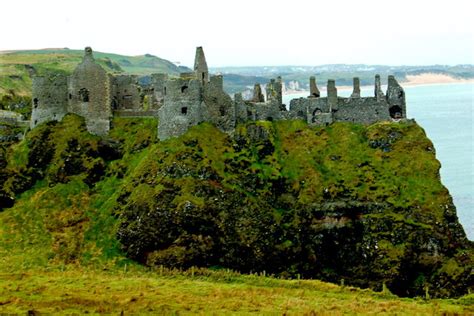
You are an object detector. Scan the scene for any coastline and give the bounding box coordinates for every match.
[403,73,474,86]
[283,73,474,95]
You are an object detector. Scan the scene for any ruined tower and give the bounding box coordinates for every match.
[252,83,265,102]
[386,75,406,119]
[351,77,361,98]
[194,46,209,84]
[327,80,338,111]
[68,47,112,135]
[374,74,385,101]
[309,76,320,98]
[266,77,283,106]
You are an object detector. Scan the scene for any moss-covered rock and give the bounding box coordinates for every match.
[0,114,122,208]
[115,120,472,298]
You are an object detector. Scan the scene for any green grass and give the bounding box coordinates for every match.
[0,267,473,314]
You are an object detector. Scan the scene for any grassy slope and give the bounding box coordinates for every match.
[0,116,472,313]
[0,48,185,97]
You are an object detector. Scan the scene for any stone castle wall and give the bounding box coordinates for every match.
[111,75,142,111]
[288,75,405,126]
[157,78,207,140]
[31,47,408,141]
[31,75,68,129]
[67,47,112,136]
[203,75,235,133]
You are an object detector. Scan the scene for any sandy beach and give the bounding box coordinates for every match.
[403,73,474,86]
[283,73,473,94]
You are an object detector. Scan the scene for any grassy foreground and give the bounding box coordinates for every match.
[1,266,473,315]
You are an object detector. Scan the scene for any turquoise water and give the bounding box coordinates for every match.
[283,83,473,240]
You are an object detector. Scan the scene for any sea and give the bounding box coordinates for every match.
[283,83,473,240]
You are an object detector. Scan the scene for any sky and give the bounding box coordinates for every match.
[1,0,473,67]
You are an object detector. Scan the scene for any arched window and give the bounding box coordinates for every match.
[181,85,188,93]
[312,108,322,116]
[79,88,89,102]
[33,98,39,108]
[312,108,323,123]
[389,105,403,119]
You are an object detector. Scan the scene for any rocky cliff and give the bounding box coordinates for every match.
[0,115,471,298]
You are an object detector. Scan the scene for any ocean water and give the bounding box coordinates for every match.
[283,83,473,240]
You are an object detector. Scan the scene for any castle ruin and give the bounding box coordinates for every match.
[31,47,407,140]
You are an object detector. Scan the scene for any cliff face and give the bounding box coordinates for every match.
[116,120,472,298]
[0,115,471,298]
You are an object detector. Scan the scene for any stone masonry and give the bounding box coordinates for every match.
[31,46,407,140]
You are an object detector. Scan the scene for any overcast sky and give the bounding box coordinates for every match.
[1,0,473,67]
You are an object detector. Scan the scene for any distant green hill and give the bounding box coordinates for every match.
[0,48,189,97]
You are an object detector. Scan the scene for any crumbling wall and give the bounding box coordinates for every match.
[157,78,207,140]
[266,77,283,106]
[334,97,391,124]
[309,76,320,98]
[111,75,142,110]
[253,101,284,121]
[288,75,406,126]
[252,83,265,102]
[204,75,235,132]
[289,97,331,124]
[327,80,338,111]
[29,46,408,140]
[31,75,68,128]
[233,93,248,124]
[194,47,209,84]
[149,73,168,109]
[386,75,406,119]
[68,47,112,136]
[351,77,361,98]
[374,74,385,101]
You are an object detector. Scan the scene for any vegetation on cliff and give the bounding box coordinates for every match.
[0,115,472,306]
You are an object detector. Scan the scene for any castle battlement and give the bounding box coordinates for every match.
[31,47,407,140]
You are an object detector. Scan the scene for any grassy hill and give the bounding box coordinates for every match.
[0,48,188,97]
